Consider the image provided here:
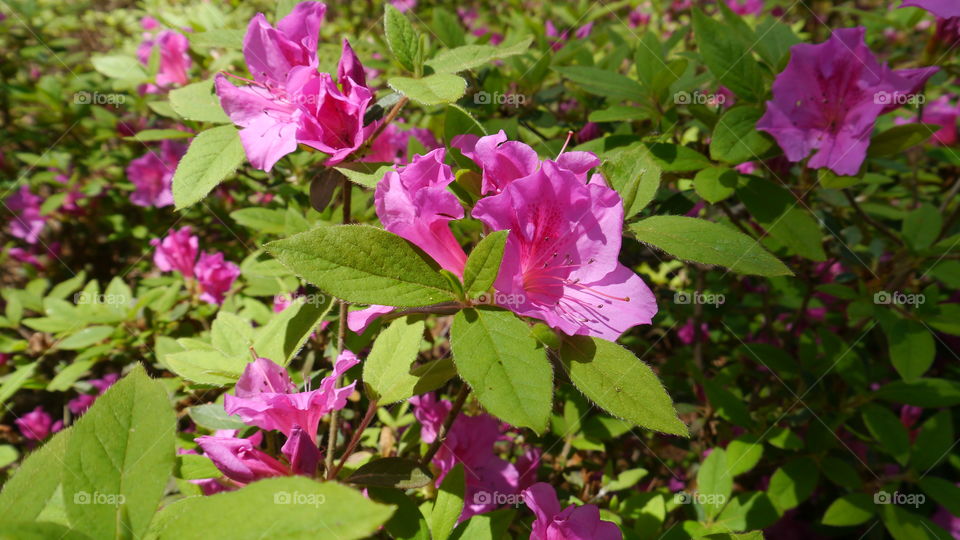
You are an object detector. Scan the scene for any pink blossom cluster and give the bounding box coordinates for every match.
[150,226,240,305]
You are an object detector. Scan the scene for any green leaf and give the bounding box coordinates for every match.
[0,428,71,522]
[868,124,941,157]
[363,316,426,403]
[253,297,331,366]
[560,336,686,436]
[766,457,818,512]
[384,4,419,72]
[919,476,960,516]
[334,163,392,189]
[230,208,287,234]
[875,378,960,407]
[172,125,245,209]
[122,129,194,143]
[880,503,951,540]
[883,318,935,382]
[697,448,732,519]
[265,225,459,307]
[600,142,662,217]
[819,457,862,490]
[165,350,247,386]
[630,216,792,276]
[431,464,465,540]
[450,308,552,432]
[714,492,779,532]
[449,508,515,540]
[427,38,532,73]
[694,167,738,204]
[863,403,911,465]
[710,107,773,164]
[553,66,646,101]
[0,522,90,540]
[177,454,221,481]
[389,74,467,106]
[211,312,253,360]
[646,143,712,172]
[766,426,804,450]
[703,378,753,428]
[725,434,763,477]
[188,404,248,431]
[589,106,650,123]
[737,176,826,261]
[0,363,37,406]
[462,231,508,298]
[346,458,432,489]
[153,477,394,539]
[911,409,953,471]
[54,325,114,351]
[368,488,431,540]
[692,9,763,101]
[48,359,97,392]
[821,493,875,527]
[63,366,176,540]
[901,203,942,251]
[91,55,147,81]
[168,79,231,123]
[188,29,245,50]
[0,445,17,469]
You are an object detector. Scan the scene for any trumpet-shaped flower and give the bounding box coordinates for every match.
[195,252,240,305]
[225,353,358,441]
[196,431,290,485]
[522,483,622,540]
[471,161,657,341]
[137,29,191,93]
[126,140,186,208]
[15,407,62,441]
[151,226,198,278]
[6,186,45,245]
[757,27,938,176]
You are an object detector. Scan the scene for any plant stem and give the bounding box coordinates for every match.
[329,398,378,480]
[420,384,470,467]
[324,178,353,477]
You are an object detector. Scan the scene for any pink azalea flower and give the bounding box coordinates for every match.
[522,482,622,540]
[390,0,417,12]
[895,95,960,146]
[901,0,960,18]
[126,140,187,208]
[196,431,291,485]
[6,186,45,244]
[411,394,536,521]
[471,160,658,341]
[194,252,240,305]
[151,226,199,278]
[628,4,652,28]
[677,320,709,345]
[375,148,467,275]
[137,30,191,93]
[452,130,599,195]
[281,425,322,476]
[68,373,120,416]
[363,124,441,164]
[734,161,757,175]
[347,304,396,334]
[141,16,159,31]
[224,353,358,441]
[726,0,763,16]
[757,27,938,176]
[15,407,62,441]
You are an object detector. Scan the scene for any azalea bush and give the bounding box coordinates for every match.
[1,0,959,538]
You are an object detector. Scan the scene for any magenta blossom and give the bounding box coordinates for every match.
[757,27,938,176]
[6,186,45,244]
[151,226,199,278]
[69,373,120,416]
[628,4,652,27]
[726,0,763,15]
[411,394,538,521]
[196,431,290,485]
[363,123,441,164]
[452,130,599,195]
[895,95,960,146]
[522,483,622,540]
[137,30,191,93]
[126,140,187,207]
[901,0,960,18]
[194,252,240,305]
[15,407,62,441]
[225,353,358,441]
[471,160,658,341]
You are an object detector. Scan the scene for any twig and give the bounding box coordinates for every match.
[420,384,470,467]
[842,189,902,245]
[329,398,379,479]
